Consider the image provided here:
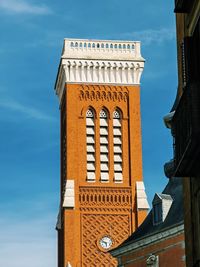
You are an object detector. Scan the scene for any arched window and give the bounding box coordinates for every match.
[86,109,95,181]
[99,109,109,182]
[113,110,123,182]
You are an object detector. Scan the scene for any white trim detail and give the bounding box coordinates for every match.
[63,180,75,208]
[136,181,150,210]
[55,39,145,102]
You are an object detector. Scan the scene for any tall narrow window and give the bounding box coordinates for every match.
[100,109,109,182]
[86,109,95,181]
[113,110,123,182]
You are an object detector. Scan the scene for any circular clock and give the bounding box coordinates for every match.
[99,236,113,250]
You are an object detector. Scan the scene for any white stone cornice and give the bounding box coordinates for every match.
[55,39,145,102]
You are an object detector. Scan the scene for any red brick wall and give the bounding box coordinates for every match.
[59,83,147,266]
[118,232,185,267]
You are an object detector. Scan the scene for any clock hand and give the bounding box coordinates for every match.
[105,241,109,248]
[102,240,107,247]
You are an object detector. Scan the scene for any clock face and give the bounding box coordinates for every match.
[99,236,113,250]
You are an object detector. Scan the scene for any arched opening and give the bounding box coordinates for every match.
[113,109,123,182]
[86,108,96,182]
[99,109,109,182]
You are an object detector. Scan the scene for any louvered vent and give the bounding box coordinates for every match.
[100,109,109,182]
[86,109,95,181]
[113,110,123,182]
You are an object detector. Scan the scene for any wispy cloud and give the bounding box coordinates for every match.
[113,28,176,46]
[0,0,52,15]
[0,99,55,121]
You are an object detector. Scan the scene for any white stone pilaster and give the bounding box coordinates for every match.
[136,181,150,210]
[63,180,75,208]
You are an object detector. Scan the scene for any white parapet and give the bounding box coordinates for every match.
[55,38,145,102]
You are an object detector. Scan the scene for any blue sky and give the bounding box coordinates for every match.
[0,1,177,266]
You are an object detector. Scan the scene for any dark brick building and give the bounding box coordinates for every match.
[166,1,200,266]
[110,177,185,266]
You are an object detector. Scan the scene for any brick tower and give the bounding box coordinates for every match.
[55,39,149,267]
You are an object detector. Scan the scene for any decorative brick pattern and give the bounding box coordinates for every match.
[79,187,131,210]
[82,214,130,266]
[79,85,129,102]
